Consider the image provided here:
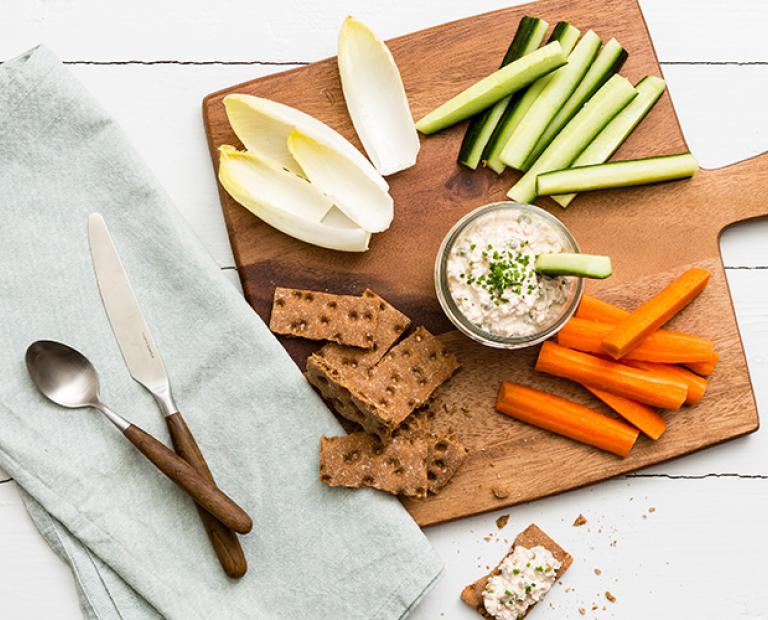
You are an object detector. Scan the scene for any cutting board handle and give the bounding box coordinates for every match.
[708,151,768,231]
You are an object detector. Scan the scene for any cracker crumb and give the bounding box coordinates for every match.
[606,591,617,603]
[642,514,647,520]
[578,608,586,616]
[649,506,656,513]
[573,514,588,527]
[483,536,492,542]
[591,603,599,611]
[492,485,510,499]
[496,514,510,529]
[610,540,617,547]
[594,568,602,576]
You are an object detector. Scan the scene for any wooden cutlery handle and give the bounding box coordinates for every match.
[123,424,253,534]
[166,412,248,578]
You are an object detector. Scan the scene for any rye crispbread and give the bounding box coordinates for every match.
[461,524,573,618]
[308,327,460,439]
[319,433,429,499]
[308,366,467,495]
[313,289,411,379]
[395,412,467,494]
[269,288,379,348]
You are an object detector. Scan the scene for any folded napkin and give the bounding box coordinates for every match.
[0,46,442,619]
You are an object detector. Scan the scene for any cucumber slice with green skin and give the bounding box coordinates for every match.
[499,30,603,171]
[506,74,637,203]
[551,75,666,207]
[458,17,549,170]
[535,253,613,278]
[524,38,628,169]
[484,22,581,174]
[415,42,566,135]
[536,153,699,195]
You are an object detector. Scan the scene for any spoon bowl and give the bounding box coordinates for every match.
[25,340,100,409]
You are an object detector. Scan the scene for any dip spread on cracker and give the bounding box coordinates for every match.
[445,206,572,338]
[482,545,560,619]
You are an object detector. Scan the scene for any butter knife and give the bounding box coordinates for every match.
[88,213,249,578]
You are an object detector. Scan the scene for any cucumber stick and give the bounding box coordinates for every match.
[415,42,566,135]
[551,76,666,207]
[507,74,637,204]
[535,253,612,278]
[524,38,628,169]
[484,22,581,174]
[536,153,699,195]
[458,17,549,169]
[500,30,602,170]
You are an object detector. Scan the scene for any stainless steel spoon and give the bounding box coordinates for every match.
[25,340,252,534]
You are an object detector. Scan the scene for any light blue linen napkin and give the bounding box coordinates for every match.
[0,46,442,619]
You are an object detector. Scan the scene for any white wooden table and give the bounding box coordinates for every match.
[2,1,767,618]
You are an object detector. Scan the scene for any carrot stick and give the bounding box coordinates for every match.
[496,382,639,457]
[624,360,707,405]
[536,341,688,409]
[685,353,719,377]
[583,385,666,440]
[602,268,711,358]
[557,317,715,363]
[576,294,719,374]
[576,294,629,323]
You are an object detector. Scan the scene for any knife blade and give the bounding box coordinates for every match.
[88,213,249,577]
[87,213,175,413]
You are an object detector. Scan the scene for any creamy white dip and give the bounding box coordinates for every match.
[446,209,571,338]
[483,545,561,620]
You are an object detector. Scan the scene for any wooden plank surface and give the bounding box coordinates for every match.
[3,1,768,618]
[202,0,764,525]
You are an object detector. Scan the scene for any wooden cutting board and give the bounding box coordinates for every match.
[202,0,765,526]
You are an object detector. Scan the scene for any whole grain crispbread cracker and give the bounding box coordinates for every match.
[312,327,459,439]
[314,290,410,379]
[269,288,379,348]
[319,433,429,499]
[461,524,573,618]
[396,413,467,494]
[308,368,467,495]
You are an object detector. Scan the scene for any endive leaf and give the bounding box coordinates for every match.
[223,94,388,192]
[218,146,370,252]
[338,16,419,175]
[218,146,333,222]
[287,130,394,233]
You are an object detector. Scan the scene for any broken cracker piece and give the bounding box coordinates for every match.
[572,513,588,527]
[461,524,573,619]
[349,327,460,438]
[319,433,429,499]
[314,289,410,380]
[269,288,379,348]
[495,514,510,529]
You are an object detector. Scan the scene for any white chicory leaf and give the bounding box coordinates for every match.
[223,94,388,192]
[218,146,370,252]
[337,16,420,175]
[287,129,394,233]
[218,146,333,222]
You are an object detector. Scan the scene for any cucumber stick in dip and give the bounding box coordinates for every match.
[536,153,699,195]
[507,74,637,204]
[536,253,612,278]
[458,16,549,170]
[524,38,628,169]
[551,75,666,207]
[415,41,566,135]
[500,30,602,171]
[484,22,581,174]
